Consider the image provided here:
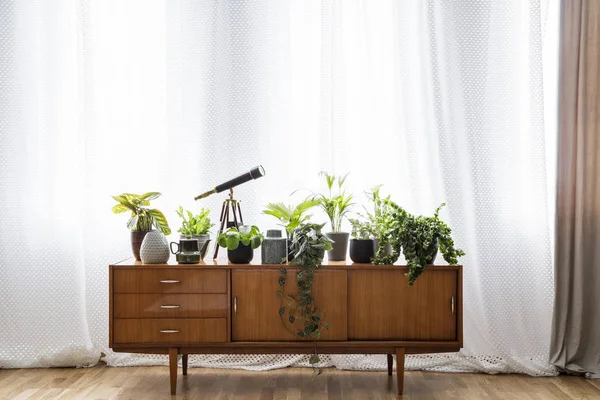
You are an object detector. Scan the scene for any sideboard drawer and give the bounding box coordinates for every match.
[113,269,227,294]
[114,294,228,318]
[113,318,227,344]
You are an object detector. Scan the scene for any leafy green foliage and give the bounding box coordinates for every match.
[263,198,320,234]
[217,225,263,250]
[371,196,465,285]
[348,217,375,240]
[312,172,354,233]
[176,206,213,235]
[277,223,333,374]
[111,192,171,235]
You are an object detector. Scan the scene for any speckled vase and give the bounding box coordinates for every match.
[140,230,170,264]
[261,229,287,264]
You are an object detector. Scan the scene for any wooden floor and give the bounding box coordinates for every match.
[0,364,599,400]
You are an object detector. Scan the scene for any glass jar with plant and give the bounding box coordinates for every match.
[348,217,377,264]
[111,192,171,261]
[277,223,334,374]
[176,206,214,260]
[217,225,263,264]
[263,198,320,260]
[312,172,354,261]
[371,198,465,285]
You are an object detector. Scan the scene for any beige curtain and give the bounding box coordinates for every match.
[550,0,600,378]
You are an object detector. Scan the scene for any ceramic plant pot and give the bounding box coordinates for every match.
[325,232,350,261]
[373,239,393,257]
[131,230,151,261]
[228,244,254,264]
[349,239,376,264]
[140,231,170,264]
[181,233,211,260]
[261,230,287,264]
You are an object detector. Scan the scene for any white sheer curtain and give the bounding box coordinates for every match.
[0,0,558,375]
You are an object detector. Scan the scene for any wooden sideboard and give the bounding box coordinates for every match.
[109,258,463,395]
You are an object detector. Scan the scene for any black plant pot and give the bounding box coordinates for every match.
[349,239,376,264]
[325,232,349,261]
[227,244,254,264]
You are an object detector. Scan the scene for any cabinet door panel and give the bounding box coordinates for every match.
[232,269,347,341]
[348,269,457,341]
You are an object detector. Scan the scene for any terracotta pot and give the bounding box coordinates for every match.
[131,230,151,261]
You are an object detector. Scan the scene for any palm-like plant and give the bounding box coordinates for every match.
[313,172,354,233]
[112,192,171,235]
[263,198,320,234]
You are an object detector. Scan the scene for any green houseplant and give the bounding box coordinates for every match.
[371,197,465,285]
[277,223,334,374]
[217,225,263,264]
[112,192,171,261]
[263,198,320,261]
[312,172,354,261]
[176,206,214,259]
[348,217,376,263]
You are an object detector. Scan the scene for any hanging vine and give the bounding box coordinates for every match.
[277,223,333,374]
[371,191,465,285]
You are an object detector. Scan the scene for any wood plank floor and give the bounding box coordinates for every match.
[0,364,599,400]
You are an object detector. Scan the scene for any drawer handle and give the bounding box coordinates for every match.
[160,329,180,334]
[451,296,455,315]
[160,305,180,309]
[160,280,180,284]
[234,296,237,314]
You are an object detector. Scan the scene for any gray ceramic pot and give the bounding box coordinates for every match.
[261,230,287,264]
[180,233,211,260]
[325,232,349,261]
[374,239,393,257]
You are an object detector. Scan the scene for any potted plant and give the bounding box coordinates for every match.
[263,198,320,260]
[176,206,214,260]
[277,222,334,374]
[366,186,395,256]
[217,225,263,264]
[313,172,354,261]
[111,192,171,261]
[348,217,376,263]
[371,197,465,285]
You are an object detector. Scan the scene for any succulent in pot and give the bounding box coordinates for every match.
[312,172,354,261]
[176,206,214,260]
[217,225,263,264]
[348,217,376,264]
[111,192,171,261]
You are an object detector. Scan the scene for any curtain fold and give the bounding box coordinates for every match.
[0,0,558,375]
[550,0,600,379]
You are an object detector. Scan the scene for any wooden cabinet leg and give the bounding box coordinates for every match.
[396,348,405,395]
[387,354,393,376]
[182,354,188,376]
[169,348,178,395]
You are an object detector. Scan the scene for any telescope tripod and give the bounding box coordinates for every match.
[213,188,244,259]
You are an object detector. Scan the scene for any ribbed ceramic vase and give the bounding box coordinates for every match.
[140,230,170,264]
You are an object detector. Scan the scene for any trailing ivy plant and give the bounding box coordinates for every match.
[371,195,465,285]
[277,223,333,374]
